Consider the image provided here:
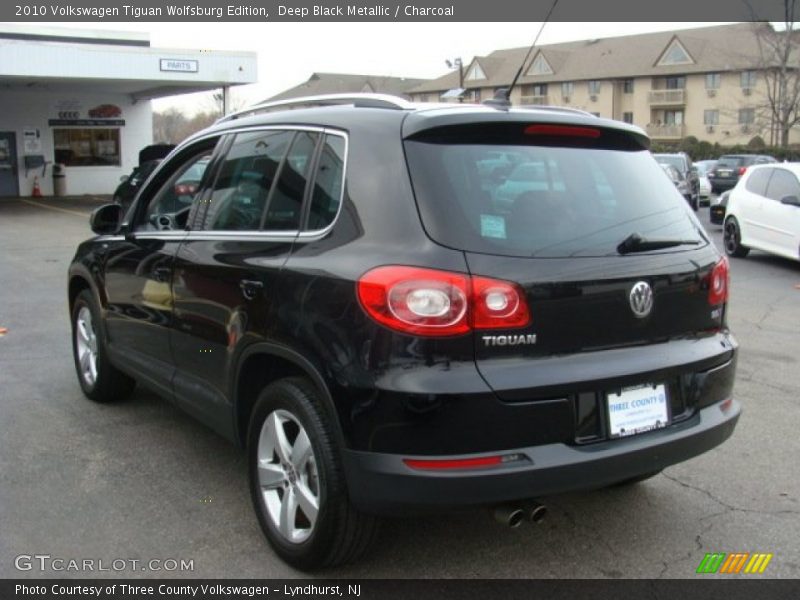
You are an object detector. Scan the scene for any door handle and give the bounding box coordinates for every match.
[239,279,264,300]
[152,267,171,283]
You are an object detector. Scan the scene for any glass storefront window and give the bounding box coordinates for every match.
[53,128,121,166]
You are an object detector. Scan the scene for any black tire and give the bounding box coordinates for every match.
[248,377,380,570]
[613,469,662,486]
[71,289,135,402]
[723,217,750,258]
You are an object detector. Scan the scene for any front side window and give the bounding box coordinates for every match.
[138,152,212,231]
[53,128,120,167]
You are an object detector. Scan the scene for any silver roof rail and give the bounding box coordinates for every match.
[217,93,415,123]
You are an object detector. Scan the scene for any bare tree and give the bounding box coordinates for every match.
[152,107,187,144]
[205,88,249,117]
[749,2,800,147]
[153,88,251,144]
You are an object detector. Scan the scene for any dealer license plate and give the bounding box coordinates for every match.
[607,384,669,438]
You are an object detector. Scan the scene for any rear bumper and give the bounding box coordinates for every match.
[344,397,740,515]
[710,179,737,191]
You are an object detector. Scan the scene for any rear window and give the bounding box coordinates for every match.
[404,132,702,258]
[653,154,685,171]
[717,156,745,168]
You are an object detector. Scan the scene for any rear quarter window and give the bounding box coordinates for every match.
[745,168,772,196]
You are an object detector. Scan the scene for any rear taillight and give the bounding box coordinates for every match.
[708,257,729,305]
[471,276,530,329]
[357,266,531,337]
[738,166,748,176]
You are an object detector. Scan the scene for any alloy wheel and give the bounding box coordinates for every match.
[724,221,739,254]
[75,306,98,387]
[256,409,320,544]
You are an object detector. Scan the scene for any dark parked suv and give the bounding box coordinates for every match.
[68,94,740,569]
[708,154,777,194]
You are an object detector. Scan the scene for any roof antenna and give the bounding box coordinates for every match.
[484,0,561,110]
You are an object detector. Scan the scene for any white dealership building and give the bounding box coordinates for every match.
[0,25,256,197]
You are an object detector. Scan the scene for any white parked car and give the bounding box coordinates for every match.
[694,160,716,202]
[724,163,800,261]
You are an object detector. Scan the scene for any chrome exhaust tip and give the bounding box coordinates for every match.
[523,500,547,523]
[493,504,526,528]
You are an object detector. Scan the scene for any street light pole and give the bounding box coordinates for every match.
[446,57,465,103]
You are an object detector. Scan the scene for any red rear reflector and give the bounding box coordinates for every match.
[403,456,503,470]
[524,124,601,139]
[720,398,733,413]
[708,257,730,306]
[357,266,531,337]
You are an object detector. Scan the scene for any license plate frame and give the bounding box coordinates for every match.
[606,383,670,439]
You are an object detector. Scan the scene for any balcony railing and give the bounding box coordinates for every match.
[645,124,686,139]
[647,89,686,105]
[520,95,549,106]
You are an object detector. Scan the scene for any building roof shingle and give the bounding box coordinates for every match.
[265,72,428,102]
[408,23,776,94]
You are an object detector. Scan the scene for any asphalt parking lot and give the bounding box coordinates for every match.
[1,195,799,579]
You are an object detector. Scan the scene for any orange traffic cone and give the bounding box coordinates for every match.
[32,176,42,198]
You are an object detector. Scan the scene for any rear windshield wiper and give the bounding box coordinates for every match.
[617,232,701,255]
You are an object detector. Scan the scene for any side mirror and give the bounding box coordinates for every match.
[780,195,800,207]
[90,203,123,235]
[119,175,129,183]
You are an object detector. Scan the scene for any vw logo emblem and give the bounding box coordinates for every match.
[629,281,653,318]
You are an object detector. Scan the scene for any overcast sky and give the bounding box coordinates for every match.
[37,21,734,113]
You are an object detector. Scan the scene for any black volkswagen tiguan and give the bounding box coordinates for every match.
[68,94,739,569]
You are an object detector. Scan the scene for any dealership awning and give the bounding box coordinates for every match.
[0,24,257,102]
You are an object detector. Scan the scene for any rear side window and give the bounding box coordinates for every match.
[263,131,319,230]
[307,135,346,231]
[404,127,701,258]
[745,168,772,196]
[204,130,293,231]
[765,169,800,202]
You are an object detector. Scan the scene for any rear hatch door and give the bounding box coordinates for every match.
[403,116,724,400]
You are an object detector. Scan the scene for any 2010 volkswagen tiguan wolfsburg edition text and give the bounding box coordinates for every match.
[68,94,740,569]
